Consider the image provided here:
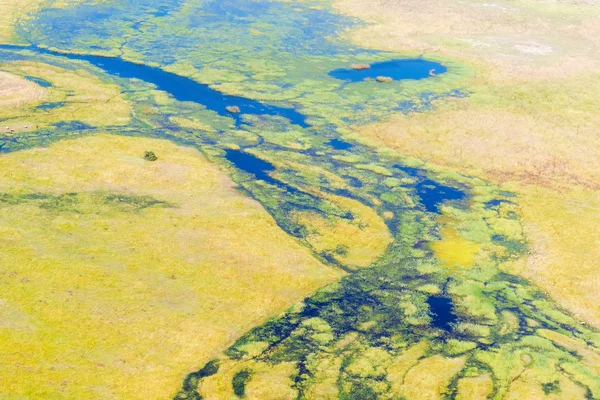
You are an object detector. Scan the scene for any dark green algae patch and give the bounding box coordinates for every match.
[3,0,600,398]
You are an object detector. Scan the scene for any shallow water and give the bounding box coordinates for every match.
[225,149,276,184]
[395,164,467,213]
[485,198,513,208]
[415,179,466,213]
[328,138,354,150]
[427,295,457,331]
[24,75,52,87]
[36,102,64,111]
[328,59,447,82]
[2,45,309,127]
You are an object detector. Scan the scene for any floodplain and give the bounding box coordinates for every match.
[0,0,599,399]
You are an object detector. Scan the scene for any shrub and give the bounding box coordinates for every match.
[144,151,158,161]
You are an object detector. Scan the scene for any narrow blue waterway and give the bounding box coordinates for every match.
[224,149,276,184]
[0,45,310,127]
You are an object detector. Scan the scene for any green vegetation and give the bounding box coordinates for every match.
[232,368,253,397]
[341,0,600,330]
[0,0,599,398]
[0,60,130,132]
[143,150,158,161]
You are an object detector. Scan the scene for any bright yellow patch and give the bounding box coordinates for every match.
[431,227,480,268]
[0,134,341,399]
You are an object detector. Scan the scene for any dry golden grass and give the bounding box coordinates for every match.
[336,0,600,328]
[0,70,46,107]
[0,134,342,399]
[352,77,600,191]
[243,362,298,400]
[332,0,600,82]
[517,187,600,328]
[0,61,131,130]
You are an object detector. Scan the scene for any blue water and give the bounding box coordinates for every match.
[225,149,276,184]
[427,296,457,331]
[66,51,308,127]
[394,164,424,177]
[415,180,466,213]
[394,165,467,213]
[328,59,447,82]
[0,45,308,128]
[16,0,467,127]
[25,76,52,87]
[36,102,64,111]
[347,176,363,188]
[485,199,513,208]
[2,42,468,217]
[328,138,353,150]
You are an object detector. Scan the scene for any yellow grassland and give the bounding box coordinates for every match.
[0,134,342,399]
[456,374,494,400]
[291,193,392,269]
[200,359,298,400]
[333,0,600,327]
[0,61,131,131]
[387,341,430,394]
[0,70,46,107]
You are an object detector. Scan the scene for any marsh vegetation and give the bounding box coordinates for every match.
[0,0,598,399]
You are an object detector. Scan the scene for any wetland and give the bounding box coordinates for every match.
[1,0,600,399]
